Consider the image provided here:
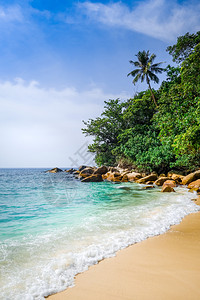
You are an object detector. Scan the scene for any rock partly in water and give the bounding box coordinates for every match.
[142,185,155,190]
[93,166,108,175]
[161,186,175,192]
[137,174,158,184]
[81,174,103,182]
[65,168,75,174]
[154,177,171,186]
[80,167,95,175]
[188,179,200,189]
[45,167,63,173]
[126,172,142,181]
[162,180,176,188]
[106,172,122,182]
[182,170,200,185]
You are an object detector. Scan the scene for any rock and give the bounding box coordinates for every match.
[65,168,75,174]
[145,181,155,185]
[159,173,166,178]
[73,170,80,175]
[142,186,155,190]
[137,174,158,184]
[188,188,200,194]
[108,167,119,173]
[45,167,63,173]
[93,166,108,175]
[78,165,88,172]
[161,186,175,192]
[182,170,200,185]
[163,180,176,188]
[106,173,122,182]
[80,167,95,175]
[81,174,103,182]
[188,179,200,189]
[171,173,184,184]
[154,177,171,186]
[126,172,142,181]
[121,174,129,182]
[117,186,131,190]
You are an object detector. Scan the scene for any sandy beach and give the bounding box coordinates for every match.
[48,197,200,300]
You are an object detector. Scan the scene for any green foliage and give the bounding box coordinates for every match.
[82,31,200,173]
[166,31,200,63]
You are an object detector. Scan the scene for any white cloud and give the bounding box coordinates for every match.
[79,0,200,41]
[0,79,129,167]
[0,5,23,22]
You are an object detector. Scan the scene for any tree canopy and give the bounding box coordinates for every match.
[82,32,200,173]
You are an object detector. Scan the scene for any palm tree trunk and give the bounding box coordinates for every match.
[146,77,158,107]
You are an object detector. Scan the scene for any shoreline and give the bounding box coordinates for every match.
[48,197,200,300]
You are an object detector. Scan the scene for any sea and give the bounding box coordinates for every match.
[0,168,199,300]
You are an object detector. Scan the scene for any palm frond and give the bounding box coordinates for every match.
[132,73,142,84]
[127,69,140,77]
[148,71,159,83]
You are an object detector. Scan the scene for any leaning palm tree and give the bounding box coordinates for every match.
[127,50,164,107]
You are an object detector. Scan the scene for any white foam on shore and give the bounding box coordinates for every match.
[1,187,199,300]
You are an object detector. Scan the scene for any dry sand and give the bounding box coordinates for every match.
[48,198,200,300]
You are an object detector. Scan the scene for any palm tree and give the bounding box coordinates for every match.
[127,50,164,107]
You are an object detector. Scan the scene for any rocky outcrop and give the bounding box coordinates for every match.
[182,170,200,185]
[45,167,63,173]
[126,172,142,181]
[81,174,103,182]
[137,174,158,184]
[161,186,175,192]
[93,166,108,175]
[154,177,171,186]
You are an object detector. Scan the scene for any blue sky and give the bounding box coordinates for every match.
[0,0,200,167]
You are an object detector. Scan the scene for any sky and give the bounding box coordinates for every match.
[0,0,199,167]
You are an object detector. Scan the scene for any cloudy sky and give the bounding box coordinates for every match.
[0,0,199,167]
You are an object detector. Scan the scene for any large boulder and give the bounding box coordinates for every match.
[45,167,63,173]
[126,172,142,181]
[188,179,200,189]
[137,174,158,184]
[78,165,92,172]
[93,166,108,175]
[80,167,95,175]
[81,174,103,182]
[182,170,200,185]
[154,177,171,186]
[106,172,122,182]
[171,173,184,184]
[161,186,175,192]
[163,180,176,188]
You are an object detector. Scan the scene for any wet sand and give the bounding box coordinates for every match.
[48,198,200,300]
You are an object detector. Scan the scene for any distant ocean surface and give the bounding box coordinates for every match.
[0,168,199,299]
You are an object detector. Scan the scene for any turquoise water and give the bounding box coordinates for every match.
[0,168,199,300]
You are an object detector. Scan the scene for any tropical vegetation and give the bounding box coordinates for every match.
[82,32,200,174]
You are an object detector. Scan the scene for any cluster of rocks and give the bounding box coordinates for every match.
[45,166,200,194]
